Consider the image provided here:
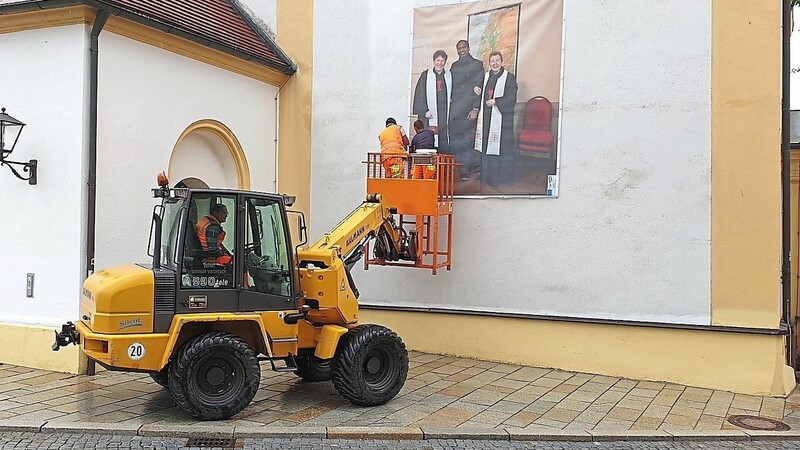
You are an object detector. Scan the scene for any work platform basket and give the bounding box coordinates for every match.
[364,152,456,274]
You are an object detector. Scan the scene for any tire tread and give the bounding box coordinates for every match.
[330,324,408,406]
[167,331,260,420]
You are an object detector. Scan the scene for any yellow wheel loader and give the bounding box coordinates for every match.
[53,156,455,421]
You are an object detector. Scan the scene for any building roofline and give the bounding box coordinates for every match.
[0,0,297,75]
[227,0,297,74]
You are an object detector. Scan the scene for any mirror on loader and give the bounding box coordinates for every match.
[287,210,308,248]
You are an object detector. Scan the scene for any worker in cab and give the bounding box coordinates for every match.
[195,203,233,265]
[379,117,409,178]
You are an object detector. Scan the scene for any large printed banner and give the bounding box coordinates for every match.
[411,0,563,196]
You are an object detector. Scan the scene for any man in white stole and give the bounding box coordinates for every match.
[413,49,452,151]
[474,51,518,187]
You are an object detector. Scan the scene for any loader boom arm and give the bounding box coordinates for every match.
[294,194,411,325]
[298,194,402,267]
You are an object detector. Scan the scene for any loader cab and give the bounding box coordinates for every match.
[159,189,297,317]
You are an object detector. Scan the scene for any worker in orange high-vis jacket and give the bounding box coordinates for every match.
[378,117,409,178]
[195,203,233,265]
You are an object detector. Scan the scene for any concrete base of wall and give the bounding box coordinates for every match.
[3,314,795,397]
[0,323,85,374]
[361,310,797,397]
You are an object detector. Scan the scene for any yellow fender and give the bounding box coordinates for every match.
[158,313,272,370]
[314,325,348,360]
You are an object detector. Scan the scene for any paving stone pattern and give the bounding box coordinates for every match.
[2,432,800,450]
[0,351,798,433]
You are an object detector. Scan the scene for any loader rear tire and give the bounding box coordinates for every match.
[149,365,169,389]
[294,355,332,382]
[331,324,408,406]
[168,332,260,420]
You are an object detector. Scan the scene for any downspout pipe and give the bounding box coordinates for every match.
[274,76,291,193]
[86,8,110,276]
[782,0,793,367]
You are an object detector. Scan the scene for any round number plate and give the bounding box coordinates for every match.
[127,342,146,361]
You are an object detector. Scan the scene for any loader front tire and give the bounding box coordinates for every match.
[168,332,260,420]
[331,324,408,406]
[295,355,332,382]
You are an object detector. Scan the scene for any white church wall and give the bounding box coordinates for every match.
[0,25,89,326]
[95,31,277,270]
[311,0,712,324]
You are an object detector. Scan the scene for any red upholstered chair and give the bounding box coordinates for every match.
[517,96,554,158]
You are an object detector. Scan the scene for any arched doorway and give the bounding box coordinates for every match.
[169,120,251,190]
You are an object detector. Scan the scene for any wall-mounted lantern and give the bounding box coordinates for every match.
[0,107,37,185]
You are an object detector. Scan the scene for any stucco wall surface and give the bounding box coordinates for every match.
[0,25,88,326]
[94,32,277,270]
[311,0,712,324]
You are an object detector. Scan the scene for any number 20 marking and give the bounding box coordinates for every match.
[127,343,145,361]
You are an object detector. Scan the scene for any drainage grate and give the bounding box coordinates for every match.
[185,437,240,448]
[727,414,790,431]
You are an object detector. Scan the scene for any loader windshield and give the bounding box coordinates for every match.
[159,197,184,270]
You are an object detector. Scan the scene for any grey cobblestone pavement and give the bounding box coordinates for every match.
[0,351,799,436]
[2,432,800,450]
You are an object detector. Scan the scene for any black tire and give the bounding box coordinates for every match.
[167,332,260,420]
[168,335,202,418]
[407,230,418,262]
[373,230,390,260]
[331,324,408,406]
[294,355,332,382]
[149,365,170,389]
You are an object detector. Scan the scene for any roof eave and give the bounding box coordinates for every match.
[226,0,297,75]
[0,0,296,76]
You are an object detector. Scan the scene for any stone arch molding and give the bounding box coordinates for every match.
[168,119,251,190]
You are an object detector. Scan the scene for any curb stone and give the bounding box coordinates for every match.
[507,429,591,441]
[234,426,326,439]
[666,430,750,441]
[326,426,423,440]
[138,423,235,438]
[2,421,800,441]
[40,421,140,436]
[747,429,800,440]
[0,419,46,432]
[421,428,509,440]
[588,430,672,441]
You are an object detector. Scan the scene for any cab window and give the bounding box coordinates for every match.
[243,197,291,296]
[180,194,236,289]
[159,197,184,270]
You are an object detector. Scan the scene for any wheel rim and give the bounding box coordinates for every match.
[362,344,397,391]
[191,353,245,405]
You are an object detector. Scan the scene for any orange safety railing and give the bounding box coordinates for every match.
[364,152,456,274]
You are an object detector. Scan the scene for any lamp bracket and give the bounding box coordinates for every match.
[1,158,37,185]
